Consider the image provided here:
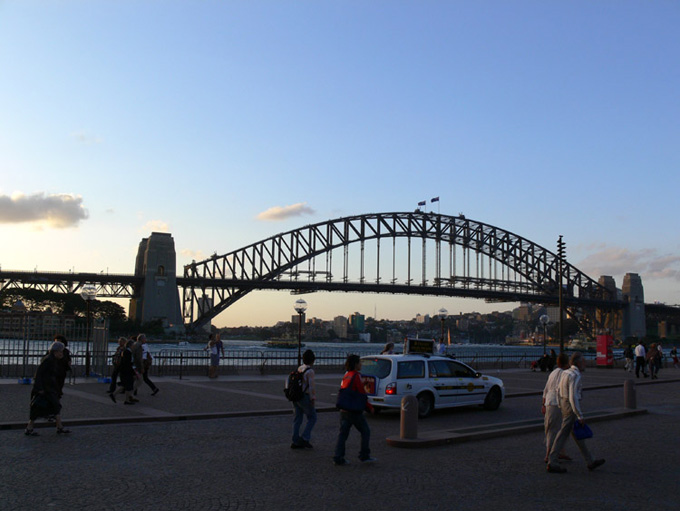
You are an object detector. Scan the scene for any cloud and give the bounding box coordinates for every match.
[180,248,205,262]
[70,131,103,144]
[0,192,88,228]
[576,246,680,281]
[256,202,315,221]
[141,220,170,233]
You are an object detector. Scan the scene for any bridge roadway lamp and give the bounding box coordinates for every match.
[539,314,549,355]
[80,284,97,377]
[294,299,308,366]
[438,308,448,345]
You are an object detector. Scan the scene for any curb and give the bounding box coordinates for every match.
[0,406,341,432]
[385,407,647,448]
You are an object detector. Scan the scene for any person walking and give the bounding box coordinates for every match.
[546,352,605,473]
[646,343,661,380]
[107,337,128,400]
[541,352,571,463]
[623,344,635,372]
[290,349,317,449]
[634,341,648,378]
[132,334,159,396]
[114,339,138,405]
[670,346,679,369]
[25,341,70,436]
[204,333,226,378]
[333,354,375,466]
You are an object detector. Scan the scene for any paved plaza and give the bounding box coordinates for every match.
[1,367,679,510]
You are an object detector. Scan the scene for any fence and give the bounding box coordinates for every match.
[1,342,612,381]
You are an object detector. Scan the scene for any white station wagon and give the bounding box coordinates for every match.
[360,353,505,418]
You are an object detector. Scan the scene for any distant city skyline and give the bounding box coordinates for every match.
[1,2,678,327]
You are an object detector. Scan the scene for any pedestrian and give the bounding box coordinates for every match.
[546,352,605,473]
[541,352,571,463]
[25,341,70,436]
[290,349,317,449]
[381,342,394,355]
[634,340,648,378]
[107,337,128,402]
[333,354,376,466]
[204,333,226,378]
[670,346,679,369]
[53,334,71,396]
[646,343,661,380]
[114,339,138,405]
[623,344,635,372]
[547,349,557,372]
[132,334,159,396]
[436,338,446,355]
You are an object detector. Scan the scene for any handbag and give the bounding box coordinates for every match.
[335,374,368,412]
[573,421,593,440]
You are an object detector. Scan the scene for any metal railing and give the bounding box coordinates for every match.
[0,341,622,381]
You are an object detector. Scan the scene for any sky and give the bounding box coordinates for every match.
[1,1,679,327]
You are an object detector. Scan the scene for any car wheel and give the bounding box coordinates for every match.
[484,386,502,411]
[417,392,434,418]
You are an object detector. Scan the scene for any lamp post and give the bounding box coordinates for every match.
[14,300,28,380]
[294,298,307,366]
[80,284,97,377]
[438,307,448,345]
[539,314,549,355]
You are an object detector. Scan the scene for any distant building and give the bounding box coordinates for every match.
[291,313,306,326]
[333,316,348,338]
[350,312,365,332]
[415,313,430,324]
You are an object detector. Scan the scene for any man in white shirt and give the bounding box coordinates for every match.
[546,352,605,473]
[634,341,648,378]
[541,352,570,463]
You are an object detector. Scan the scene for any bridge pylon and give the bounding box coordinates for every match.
[129,232,183,331]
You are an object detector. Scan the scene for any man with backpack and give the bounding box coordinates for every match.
[107,337,128,402]
[286,349,317,449]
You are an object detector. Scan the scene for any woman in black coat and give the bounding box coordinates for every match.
[25,341,70,436]
[113,339,138,405]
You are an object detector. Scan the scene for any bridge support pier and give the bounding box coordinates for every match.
[129,232,183,332]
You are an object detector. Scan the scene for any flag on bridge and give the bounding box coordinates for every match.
[417,200,426,206]
[431,197,439,203]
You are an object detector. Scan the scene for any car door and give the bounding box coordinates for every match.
[450,360,486,405]
[428,359,457,406]
[396,359,426,397]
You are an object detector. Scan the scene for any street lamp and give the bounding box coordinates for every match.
[13,300,29,381]
[294,298,307,366]
[438,307,448,345]
[539,314,549,355]
[80,284,97,377]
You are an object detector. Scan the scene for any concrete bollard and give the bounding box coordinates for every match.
[400,395,418,439]
[624,379,636,409]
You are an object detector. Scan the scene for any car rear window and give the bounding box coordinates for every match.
[397,360,425,379]
[361,358,392,379]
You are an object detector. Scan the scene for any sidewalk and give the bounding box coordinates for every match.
[1,368,677,431]
[2,367,680,510]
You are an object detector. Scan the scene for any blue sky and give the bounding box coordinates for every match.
[1,1,678,327]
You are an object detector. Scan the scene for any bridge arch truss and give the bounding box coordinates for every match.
[182,212,617,330]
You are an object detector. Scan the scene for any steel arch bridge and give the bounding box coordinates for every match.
[182,211,620,330]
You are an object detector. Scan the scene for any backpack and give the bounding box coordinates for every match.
[284,367,310,402]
